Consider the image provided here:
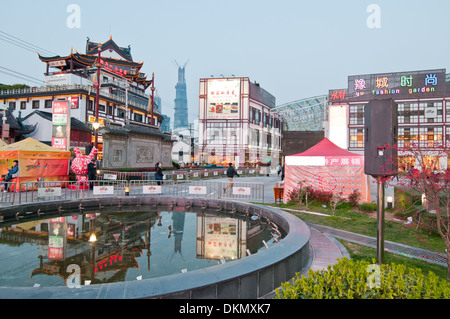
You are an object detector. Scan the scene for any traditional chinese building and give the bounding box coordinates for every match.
[0,37,174,167]
[327,68,450,170]
[198,77,283,169]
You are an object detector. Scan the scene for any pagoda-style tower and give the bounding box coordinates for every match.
[173,61,189,130]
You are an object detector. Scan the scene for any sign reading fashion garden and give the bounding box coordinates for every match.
[329,69,446,102]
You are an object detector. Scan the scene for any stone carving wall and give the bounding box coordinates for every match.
[101,129,173,169]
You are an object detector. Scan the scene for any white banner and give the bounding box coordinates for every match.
[103,174,117,180]
[189,186,207,195]
[38,187,62,197]
[93,185,114,195]
[143,185,162,194]
[232,187,251,196]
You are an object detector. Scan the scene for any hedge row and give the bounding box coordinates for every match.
[275,257,450,299]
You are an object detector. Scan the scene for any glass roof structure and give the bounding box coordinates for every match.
[272,95,328,131]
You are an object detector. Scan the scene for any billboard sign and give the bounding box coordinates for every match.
[52,100,70,150]
[329,69,446,102]
[204,216,240,260]
[207,79,240,119]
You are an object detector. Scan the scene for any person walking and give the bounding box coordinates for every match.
[155,162,164,185]
[87,159,97,190]
[223,162,239,192]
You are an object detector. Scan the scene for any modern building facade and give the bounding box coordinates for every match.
[198,77,282,168]
[327,68,450,170]
[173,63,189,131]
[0,37,172,164]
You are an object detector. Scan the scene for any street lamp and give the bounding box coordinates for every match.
[92,121,100,130]
[92,121,100,149]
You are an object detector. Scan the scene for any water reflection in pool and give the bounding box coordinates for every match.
[0,207,282,287]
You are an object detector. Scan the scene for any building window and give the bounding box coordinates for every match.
[252,129,260,146]
[117,108,125,118]
[398,156,415,172]
[349,128,364,148]
[99,104,105,112]
[445,126,450,149]
[20,101,26,110]
[349,104,365,125]
[419,126,443,148]
[32,100,40,109]
[419,101,442,123]
[446,101,450,122]
[398,127,418,148]
[398,103,418,123]
[133,113,143,122]
[8,101,16,110]
[88,100,93,111]
[45,100,52,108]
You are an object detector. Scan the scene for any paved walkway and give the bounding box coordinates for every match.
[308,222,447,267]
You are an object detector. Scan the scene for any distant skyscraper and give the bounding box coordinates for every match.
[173,62,189,130]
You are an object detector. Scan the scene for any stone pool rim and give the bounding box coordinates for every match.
[0,196,311,299]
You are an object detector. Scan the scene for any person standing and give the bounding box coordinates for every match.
[87,159,97,190]
[155,162,164,185]
[223,163,239,192]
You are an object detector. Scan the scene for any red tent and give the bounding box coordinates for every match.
[290,138,360,157]
[284,138,370,203]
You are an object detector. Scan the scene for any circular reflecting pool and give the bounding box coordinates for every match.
[0,206,283,288]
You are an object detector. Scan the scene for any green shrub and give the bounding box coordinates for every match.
[359,202,377,212]
[275,258,450,299]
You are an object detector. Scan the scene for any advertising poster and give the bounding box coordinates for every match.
[20,158,69,178]
[48,218,65,260]
[207,79,240,119]
[204,216,239,260]
[52,100,70,150]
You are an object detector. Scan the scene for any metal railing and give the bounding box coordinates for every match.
[0,179,265,206]
[99,167,272,182]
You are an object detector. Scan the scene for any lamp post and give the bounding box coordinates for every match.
[92,121,100,149]
[151,73,155,126]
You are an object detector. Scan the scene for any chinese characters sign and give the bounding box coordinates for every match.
[329,69,446,102]
[52,100,70,150]
[207,79,240,119]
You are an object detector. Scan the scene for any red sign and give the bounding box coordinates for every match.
[53,101,69,114]
[330,90,346,101]
[52,100,70,150]
[70,97,79,109]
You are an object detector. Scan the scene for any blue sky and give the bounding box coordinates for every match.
[0,0,449,124]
